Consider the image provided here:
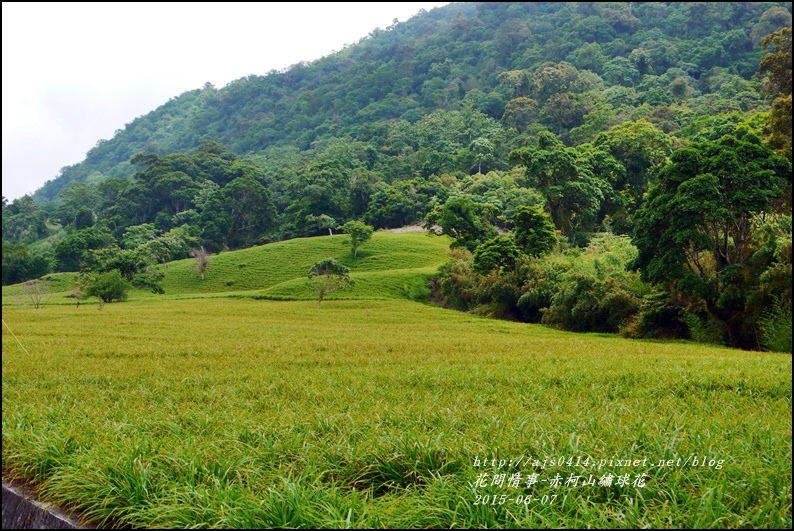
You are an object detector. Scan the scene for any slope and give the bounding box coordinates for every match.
[1,231,452,305]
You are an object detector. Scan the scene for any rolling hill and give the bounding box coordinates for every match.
[2,230,452,305]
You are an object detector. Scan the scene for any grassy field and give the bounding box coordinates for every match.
[2,232,792,528]
[1,231,451,305]
[2,299,791,528]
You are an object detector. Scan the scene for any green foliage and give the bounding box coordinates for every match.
[339,221,373,258]
[84,270,130,303]
[683,311,728,346]
[81,245,165,294]
[633,289,689,340]
[759,26,792,97]
[307,258,354,308]
[759,26,792,161]
[73,207,95,230]
[471,235,520,274]
[364,178,438,229]
[2,195,48,244]
[633,132,791,347]
[509,131,610,235]
[757,298,793,353]
[7,2,792,351]
[510,205,557,257]
[425,196,496,252]
[439,231,645,333]
[30,1,783,208]
[2,242,51,286]
[593,119,673,212]
[542,271,641,333]
[540,234,643,332]
[501,97,538,132]
[54,227,115,272]
[122,223,158,249]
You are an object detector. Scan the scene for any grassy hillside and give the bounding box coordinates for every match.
[1,231,451,305]
[159,230,450,297]
[2,299,791,528]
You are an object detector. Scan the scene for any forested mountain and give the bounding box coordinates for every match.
[31,1,790,200]
[3,2,792,351]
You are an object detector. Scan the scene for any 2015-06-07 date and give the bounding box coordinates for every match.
[473,493,566,506]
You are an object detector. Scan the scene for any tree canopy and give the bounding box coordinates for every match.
[633,131,791,347]
[307,258,355,308]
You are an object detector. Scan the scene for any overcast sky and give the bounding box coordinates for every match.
[2,2,450,201]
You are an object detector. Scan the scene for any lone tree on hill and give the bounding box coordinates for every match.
[189,246,211,280]
[20,279,49,309]
[340,220,374,257]
[307,258,354,308]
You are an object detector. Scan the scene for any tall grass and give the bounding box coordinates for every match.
[2,299,791,528]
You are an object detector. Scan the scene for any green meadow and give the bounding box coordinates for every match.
[2,232,792,528]
[2,231,450,305]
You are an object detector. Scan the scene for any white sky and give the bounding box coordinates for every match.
[2,2,450,201]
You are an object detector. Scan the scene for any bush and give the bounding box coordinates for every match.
[542,273,641,333]
[683,311,728,346]
[472,235,521,274]
[85,270,130,303]
[757,299,792,353]
[634,290,689,339]
[438,257,475,311]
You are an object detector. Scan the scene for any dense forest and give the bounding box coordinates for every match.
[3,2,792,351]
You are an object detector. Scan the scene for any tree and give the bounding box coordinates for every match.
[530,62,579,103]
[511,205,557,257]
[54,226,115,272]
[20,279,50,309]
[73,207,95,230]
[190,246,211,280]
[2,242,50,286]
[304,214,338,236]
[1,195,48,243]
[307,258,354,308]
[85,270,130,304]
[424,196,496,252]
[633,132,791,348]
[497,70,530,98]
[472,235,521,274]
[469,137,495,174]
[751,8,792,46]
[593,119,673,211]
[509,131,608,235]
[602,57,639,87]
[759,26,792,162]
[221,175,276,248]
[81,245,165,294]
[339,221,374,258]
[759,26,792,97]
[122,223,158,249]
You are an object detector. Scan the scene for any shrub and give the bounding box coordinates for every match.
[85,270,130,303]
[542,273,641,333]
[757,298,792,353]
[472,235,521,274]
[683,311,728,346]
